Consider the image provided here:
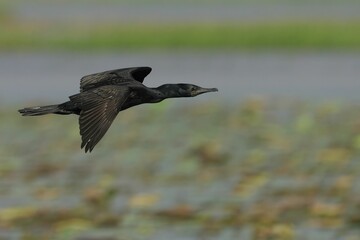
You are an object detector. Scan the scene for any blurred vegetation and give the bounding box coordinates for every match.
[1,21,360,51]
[0,0,359,51]
[1,100,360,239]
[0,1,358,52]
[1,0,359,3]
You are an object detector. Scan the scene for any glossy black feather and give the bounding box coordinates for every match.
[80,67,151,92]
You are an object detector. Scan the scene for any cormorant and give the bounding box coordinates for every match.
[19,67,218,152]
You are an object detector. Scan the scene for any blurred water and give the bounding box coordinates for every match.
[1,98,360,239]
[1,51,359,106]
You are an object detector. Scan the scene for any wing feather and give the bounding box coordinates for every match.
[80,66,151,92]
[75,86,129,152]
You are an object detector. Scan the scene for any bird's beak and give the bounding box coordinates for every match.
[195,87,218,96]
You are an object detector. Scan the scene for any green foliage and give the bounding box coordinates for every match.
[1,21,360,51]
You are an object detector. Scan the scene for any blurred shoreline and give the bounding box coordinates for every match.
[1,1,360,51]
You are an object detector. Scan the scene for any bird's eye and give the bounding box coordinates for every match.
[190,87,196,91]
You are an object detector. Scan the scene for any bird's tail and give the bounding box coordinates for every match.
[18,104,60,116]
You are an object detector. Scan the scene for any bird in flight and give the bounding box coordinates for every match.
[19,67,218,152]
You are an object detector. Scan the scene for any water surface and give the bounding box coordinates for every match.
[1,51,359,106]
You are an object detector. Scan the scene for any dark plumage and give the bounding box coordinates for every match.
[19,67,218,152]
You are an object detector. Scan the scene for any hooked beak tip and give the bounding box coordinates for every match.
[204,88,218,93]
[194,87,219,96]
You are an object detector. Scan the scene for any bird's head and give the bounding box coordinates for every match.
[178,84,218,97]
[157,84,218,98]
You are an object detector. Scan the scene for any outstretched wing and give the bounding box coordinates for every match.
[70,86,129,152]
[80,66,152,92]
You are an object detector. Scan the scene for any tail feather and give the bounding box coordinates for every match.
[19,104,60,116]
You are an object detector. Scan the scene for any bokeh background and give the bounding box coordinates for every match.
[1,0,360,239]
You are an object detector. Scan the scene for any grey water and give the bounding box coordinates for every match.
[1,51,359,106]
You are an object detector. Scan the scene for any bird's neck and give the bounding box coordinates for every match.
[153,84,184,99]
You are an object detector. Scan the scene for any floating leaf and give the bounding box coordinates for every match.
[234,174,268,197]
[353,134,360,149]
[0,207,37,224]
[129,193,159,208]
[54,218,93,233]
[295,113,314,133]
[316,148,351,164]
[34,187,60,200]
[311,202,342,217]
[271,224,294,240]
[156,204,195,219]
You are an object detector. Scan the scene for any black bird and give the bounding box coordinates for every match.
[19,67,218,152]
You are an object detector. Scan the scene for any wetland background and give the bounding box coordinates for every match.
[0,0,360,239]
